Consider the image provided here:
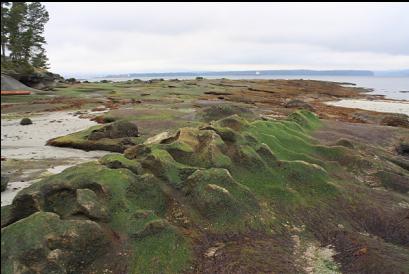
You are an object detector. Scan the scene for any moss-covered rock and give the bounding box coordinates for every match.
[88,120,139,140]
[335,138,354,149]
[99,153,143,174]
[161,127,232,169]
[1,212,110,274]
[76,188,110,221]
[1,175,9,192]
[183,168,259,223]
[199,104,256,122]
[288,109,320,130]
[285,99,314,111]
[5,109,406,273]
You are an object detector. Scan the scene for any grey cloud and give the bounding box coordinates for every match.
[42,2,409,75]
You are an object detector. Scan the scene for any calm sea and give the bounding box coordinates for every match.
[90,75,409,101]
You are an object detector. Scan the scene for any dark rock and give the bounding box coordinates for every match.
[204,91,232,96]
[88,120,139,140]
[380,114,409,128]
[335,138,354,149]
[146,79,164,84]
[18,71,64,90]
[396,142,409,157]
[199,104,256,122]
[20,117,33,125]
[284,99,314,111]
[1,175,9,192]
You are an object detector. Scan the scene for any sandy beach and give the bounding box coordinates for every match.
[1,111,109,205]
[325,99,409,115]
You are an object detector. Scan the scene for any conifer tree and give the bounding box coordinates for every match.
[2,2,50,69]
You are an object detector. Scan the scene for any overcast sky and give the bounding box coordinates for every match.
[43,2,409,77]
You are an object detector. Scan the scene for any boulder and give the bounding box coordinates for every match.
[20,117,33,125]
[88,120,139,140]
[144,131,176,145]
[284,99,314,111]
[1,212,110,274]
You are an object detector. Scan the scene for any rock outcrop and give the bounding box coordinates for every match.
[380,113,409,128]
[2,110,409,274]
[88,120,139,140]
[284,99,315,111]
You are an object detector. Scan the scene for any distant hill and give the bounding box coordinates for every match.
[373,69,409,77]
[103,69,375,78]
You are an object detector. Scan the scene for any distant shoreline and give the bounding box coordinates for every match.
[102,69,377,79]
[84,75,409,101]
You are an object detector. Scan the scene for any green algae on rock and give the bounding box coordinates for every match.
[2,110,409,274]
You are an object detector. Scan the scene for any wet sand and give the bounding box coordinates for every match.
[1,111,109,205]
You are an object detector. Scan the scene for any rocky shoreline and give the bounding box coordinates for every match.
[1,78,408,273]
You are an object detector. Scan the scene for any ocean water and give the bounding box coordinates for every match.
[89,75,408,101]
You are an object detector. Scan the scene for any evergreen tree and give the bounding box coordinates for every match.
[6,2,27,62]
[1,2,10,59]
[2,2,50,69]
[31,47,49,69]
[25,2,49,65]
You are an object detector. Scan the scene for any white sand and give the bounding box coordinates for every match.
[1,111,107,159]
[326,99,409,115]
[1,111,109,205]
